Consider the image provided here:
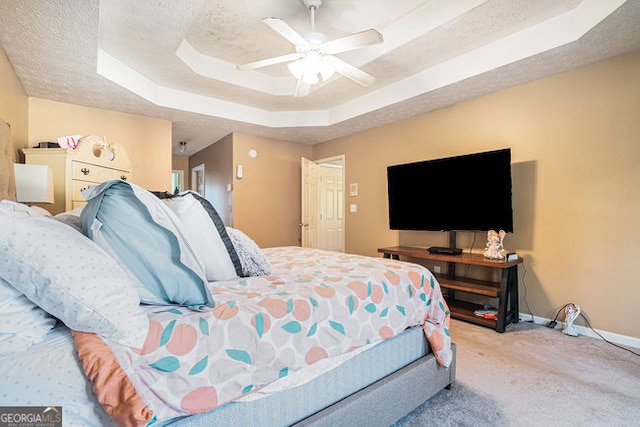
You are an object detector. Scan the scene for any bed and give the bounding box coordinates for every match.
[0,123,456,426]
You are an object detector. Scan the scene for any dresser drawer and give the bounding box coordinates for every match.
[72,180,97,202]
[118,171,132,182]
[72,161,130,183]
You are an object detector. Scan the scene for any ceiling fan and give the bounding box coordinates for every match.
[236,0,383,97]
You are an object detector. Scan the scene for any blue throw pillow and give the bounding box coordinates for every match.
[80,180,213,308]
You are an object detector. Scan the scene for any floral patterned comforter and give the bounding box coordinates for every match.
[73,247,452,425]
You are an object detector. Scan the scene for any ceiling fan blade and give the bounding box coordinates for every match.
[323,55,376,86]
[263,17,310,48]
[237,52,302,71]
[294,79,311,97]
[322,29,383,55]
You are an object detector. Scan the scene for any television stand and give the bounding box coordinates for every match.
[377,246,522,333]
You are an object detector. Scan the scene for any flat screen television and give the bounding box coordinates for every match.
[387,148,513,232]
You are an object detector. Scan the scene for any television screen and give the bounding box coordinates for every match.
[387,148,513,232]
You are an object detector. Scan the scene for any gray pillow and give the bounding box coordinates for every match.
[225,227,273,277]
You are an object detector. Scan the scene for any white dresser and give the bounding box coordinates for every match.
[23,135,132,215]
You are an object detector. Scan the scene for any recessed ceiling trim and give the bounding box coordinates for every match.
[97,0,627,130]
[98,48,330,127]
[330,0,628,124]
[97,49,158,103]
[176,40,295,96]
[343,0,487,67]
[575,0,628,34]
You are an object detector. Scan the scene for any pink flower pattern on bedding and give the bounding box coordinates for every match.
[95,247,452,423]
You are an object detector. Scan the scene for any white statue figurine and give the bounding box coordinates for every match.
[562,303,581,337]
[483,229,506,260]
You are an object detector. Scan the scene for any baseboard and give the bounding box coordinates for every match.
[518,313,640,350]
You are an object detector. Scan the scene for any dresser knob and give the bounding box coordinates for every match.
[121,175,127,181]
[80,167,90,175]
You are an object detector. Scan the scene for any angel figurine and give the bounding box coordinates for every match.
[483,230,506,260]
[562,303,581,337]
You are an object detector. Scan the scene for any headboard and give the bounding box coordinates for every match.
[0,118,16,201]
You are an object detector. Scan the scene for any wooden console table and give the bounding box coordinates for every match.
[378,246,522,333]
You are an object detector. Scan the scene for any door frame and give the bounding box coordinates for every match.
[302,155,345,251]
[191,164,205,196]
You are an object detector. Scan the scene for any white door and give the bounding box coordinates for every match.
[318,164,344,251]
[301,158,318,248]
[301,156,345,251]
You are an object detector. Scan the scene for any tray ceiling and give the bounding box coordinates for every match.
[0,0,638,154]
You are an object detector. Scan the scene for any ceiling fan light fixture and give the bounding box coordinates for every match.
[288,57,319,84]
[287,59,305,79]
[319,56,335,81]
[303,72,320,85]
[288,51,334,85]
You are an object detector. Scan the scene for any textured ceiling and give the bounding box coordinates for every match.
[0,0,639,155]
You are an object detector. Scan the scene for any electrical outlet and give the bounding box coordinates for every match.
[433,265,441,274]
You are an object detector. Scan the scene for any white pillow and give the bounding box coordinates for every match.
[0,204,149,347]
[0,277,57,355]
[0,201,57,354]
[162,193,238,281]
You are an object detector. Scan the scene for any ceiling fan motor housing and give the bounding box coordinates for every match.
[303,0,322,10]
[302,31,329,48]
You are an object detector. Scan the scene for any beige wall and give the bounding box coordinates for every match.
[1,43,171,191]
[233,132,313,248]
[185,132,312,248]
[28,98,172,190]
[0,45,28,153]
[313,50,640,339]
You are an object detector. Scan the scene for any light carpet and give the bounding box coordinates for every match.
[393,319,640,426]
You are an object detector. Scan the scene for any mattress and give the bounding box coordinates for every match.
[162,325,430,426]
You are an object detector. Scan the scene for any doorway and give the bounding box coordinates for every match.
[171,170,184,194]
[191,164,205,196]
[301,155,345,252]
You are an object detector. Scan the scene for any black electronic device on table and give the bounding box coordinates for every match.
[427,246,463,255]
